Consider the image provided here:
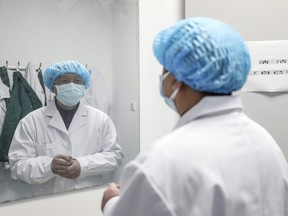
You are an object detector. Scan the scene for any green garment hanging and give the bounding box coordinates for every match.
[0,71,42,162]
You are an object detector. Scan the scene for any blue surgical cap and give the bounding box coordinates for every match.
[153,17,251,94]
[44,60,90,90]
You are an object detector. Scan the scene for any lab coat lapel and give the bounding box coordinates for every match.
[46,98,68,134]
[67,101,87,134]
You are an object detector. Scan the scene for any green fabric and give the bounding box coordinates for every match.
[0,66,10,88]
[0,67,10,106]
[0,72,42,162]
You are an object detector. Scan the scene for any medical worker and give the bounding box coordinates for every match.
[101,17,288,216]
[8,60,124,194]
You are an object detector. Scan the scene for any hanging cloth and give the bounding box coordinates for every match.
[37,69,47,106]
[0,78,10,136]
[0,71,42,162]
[24,62,46,107]
[83,67,111,115]
[5,63,46,107]
[0,66,10,89]
[0,66,10,106]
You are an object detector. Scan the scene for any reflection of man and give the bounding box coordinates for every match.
[8,60,124,194]
[101,17,288,216]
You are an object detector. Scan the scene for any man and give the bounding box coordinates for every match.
[101,17,288,216]
[8,60,124,194]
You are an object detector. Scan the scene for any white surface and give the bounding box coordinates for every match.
[139,0,184,149]
[242,40,288,92]
[0,185,106,216]
[185,0,288,41]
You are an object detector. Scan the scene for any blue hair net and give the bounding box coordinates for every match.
[44,60,90,90]
[153,17,251,94]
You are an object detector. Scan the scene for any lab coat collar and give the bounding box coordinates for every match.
[68,100,87,134]
[174,95,243,130]
[46,98,88,134]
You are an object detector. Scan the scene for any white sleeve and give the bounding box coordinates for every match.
[25,62,45,106]
[8,119,56,184]
[103,196,120,216]
[76,116,124,178]
[103,161,173,216]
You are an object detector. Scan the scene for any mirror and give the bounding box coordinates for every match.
[0,0,139,203]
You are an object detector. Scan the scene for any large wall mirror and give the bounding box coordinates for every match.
[0,0,139,203]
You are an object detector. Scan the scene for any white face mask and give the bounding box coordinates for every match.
[159,72,180,112]
[55,83,85,107]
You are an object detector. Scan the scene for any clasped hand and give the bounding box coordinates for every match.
[51,154,81,179]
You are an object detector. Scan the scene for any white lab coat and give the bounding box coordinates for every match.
[104,95,288,216]
[8,98,124,195]
[25,62,46,106]
[83,68,111,115]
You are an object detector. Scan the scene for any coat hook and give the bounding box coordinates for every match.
[17,61,20,71]
[38,62,42,71]
[5,60,8,68]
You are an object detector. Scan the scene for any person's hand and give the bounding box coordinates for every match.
[57,158,81,179]
[51,154,72,175]
[101,183,120,212]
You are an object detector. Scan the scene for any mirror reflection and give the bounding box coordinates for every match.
[0,0,139,203]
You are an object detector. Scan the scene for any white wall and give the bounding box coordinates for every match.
[110,0,139,174]
[185,0,288,41]
[139,0,185,149]
[0,0,113,81]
